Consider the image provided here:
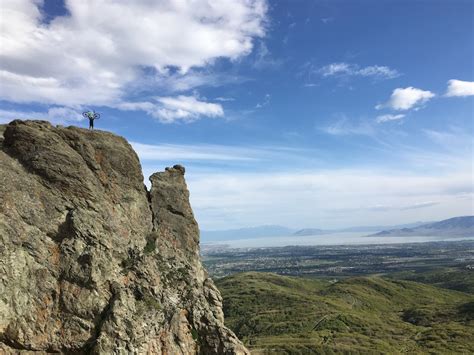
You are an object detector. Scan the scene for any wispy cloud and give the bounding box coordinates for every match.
[132,142,315,166]
[132,143,259,162]
[400,201,440,210]
[424,127,474,155]
[322,115,375,136]
[252,41,283,69]
[319,62,400,79]
[445,79,474,97]
[363,200,440,212]
[376,114,405,123]
[320,63,352,76]
[255,93,271,108]
[144,71,250,94]
[376,87,435,111]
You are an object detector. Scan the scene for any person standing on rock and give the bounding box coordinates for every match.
[82,110,100,130]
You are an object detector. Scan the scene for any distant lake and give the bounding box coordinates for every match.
[204,232,474,248]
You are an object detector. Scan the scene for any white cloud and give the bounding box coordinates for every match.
[319,62,399,79]
[400,201,439,210]
[357,66,399,78]
[156,96,224,122]
[118,96,223,123]
[0,0,267,115]
[320,63,351,76]
[375,114,405,123]
[376,87,435,110]
[132,142,313,166]
[141,71,250,94]
[0,107,83,124]
[445,79,474,97]
[322,115,374,136]
[133,143,258,162]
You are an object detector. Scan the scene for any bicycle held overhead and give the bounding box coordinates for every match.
[82,110,100,130]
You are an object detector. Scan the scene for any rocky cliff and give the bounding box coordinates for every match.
[0,120,248,354]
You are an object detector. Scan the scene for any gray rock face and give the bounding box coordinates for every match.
[0,120,248,354]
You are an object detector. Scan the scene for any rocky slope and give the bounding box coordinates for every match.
[0,120,248,354]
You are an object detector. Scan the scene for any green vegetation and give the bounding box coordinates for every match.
[388,267,474,294]
[191,328,200,344]
[217,272,474,354]
[136,293,162,316]
[144,232,158,254]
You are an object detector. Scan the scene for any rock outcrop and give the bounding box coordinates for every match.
[0,120,248,354]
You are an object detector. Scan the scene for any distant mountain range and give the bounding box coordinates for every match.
[293,221,429,236]
[292,228,328,236]
[367,216,474,238]
[201,217,474,242]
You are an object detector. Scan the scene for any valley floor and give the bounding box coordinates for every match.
[208,240,474,353]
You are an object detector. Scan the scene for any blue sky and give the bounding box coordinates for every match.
[1,0,473,229]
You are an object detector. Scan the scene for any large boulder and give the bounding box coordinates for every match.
[0,120,248,354]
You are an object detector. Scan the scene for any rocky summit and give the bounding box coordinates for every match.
[0,120,248,354]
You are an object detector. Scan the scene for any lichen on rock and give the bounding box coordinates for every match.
[0,120,248,354]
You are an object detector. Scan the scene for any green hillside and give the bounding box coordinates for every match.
[387,267,474,295]
[216,272,474,354]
